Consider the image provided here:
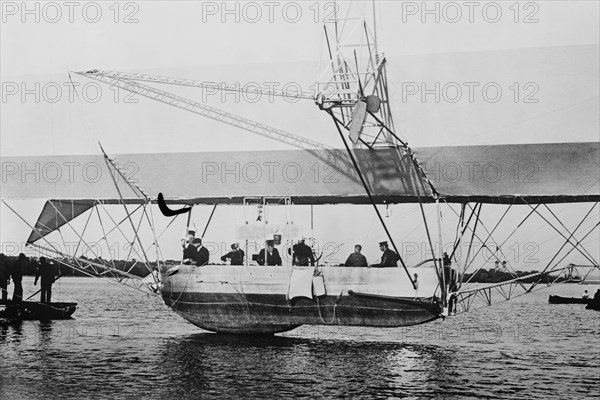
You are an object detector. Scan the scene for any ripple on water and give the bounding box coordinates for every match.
[1,278,599,399]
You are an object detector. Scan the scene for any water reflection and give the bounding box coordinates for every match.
[159,334,457,399]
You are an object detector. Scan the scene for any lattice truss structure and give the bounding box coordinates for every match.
[445,201,600,314]
[2,152,164,295]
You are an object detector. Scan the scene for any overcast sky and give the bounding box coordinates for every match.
[1,1,599,270]
[2,0,599,155]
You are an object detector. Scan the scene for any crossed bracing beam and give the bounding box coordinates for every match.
[449,200,599,314]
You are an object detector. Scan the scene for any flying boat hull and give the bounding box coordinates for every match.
[161,265,441,334]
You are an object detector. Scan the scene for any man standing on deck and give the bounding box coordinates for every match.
[221,243,244,265]
[344,245,368,267]
[292,239,315,266]
[372,241,399,267]
[181,230,198,265]
[0,253,10,301]
[257,240,282,266]
[11,253,26,302]
[193,238,210,266]
[35,257,58,303]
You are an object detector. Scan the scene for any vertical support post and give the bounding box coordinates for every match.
[329,111,416,289]
[436,199,447,311]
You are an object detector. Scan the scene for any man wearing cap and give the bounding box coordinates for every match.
[221,243,245,265]
[34,257,58,303]
[193,238,210,266]
[372,241,399,268]
[257,240,282,266]
[181,230,198,264]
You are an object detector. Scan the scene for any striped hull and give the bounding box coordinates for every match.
[161,265,441,334]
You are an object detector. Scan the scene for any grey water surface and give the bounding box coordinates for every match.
[1,277,599,399]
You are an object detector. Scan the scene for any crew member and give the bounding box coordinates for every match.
[34,257,58,303]
[372,241,399,267]
[11,253,26,302]
[0,253,9,301]
[193,238,210,266]
[257,240,282,266]
[221,243,244,265]
[181,230,197,264]
[292,239,315,266]
[413,272,419,300]
[443,252,451,267]
[344,245,368,267]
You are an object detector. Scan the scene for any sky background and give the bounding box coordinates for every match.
[1,1,599,274]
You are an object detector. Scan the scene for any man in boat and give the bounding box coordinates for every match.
[11,253,26,302]
[181,230,198,265]
[344,244,368,267]
[0,253,9,301]
[193,238,210,266]
[221,243,244,265]
[34,257,58,303]
[371,241,399,267]
[582,290,589,299]
[257,240,282,266]
[291,239,315,266]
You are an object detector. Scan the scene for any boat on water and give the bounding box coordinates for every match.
[161,264,441,334]
[585,290,600,310]
[1,5,599,335]
[0,300,77,321]
[564,277,583,284]
[548,295,591,305]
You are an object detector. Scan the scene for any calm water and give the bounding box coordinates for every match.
[1,277,599,399]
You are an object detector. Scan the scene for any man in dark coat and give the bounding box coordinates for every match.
[193,238,210,266]
[0,253,10,301]
[181,230,197,264]
[11,253,26,302]
[257,240,282,266]
[221,243,244,265]
[291,239,315,266]
[372,241,399,267]
[344,244,368,267]
[34,257,58,303]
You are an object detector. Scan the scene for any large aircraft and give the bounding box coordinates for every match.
[2,7,598,333]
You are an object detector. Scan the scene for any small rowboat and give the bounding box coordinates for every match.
[0,301,77,320]
[548,295,591,305]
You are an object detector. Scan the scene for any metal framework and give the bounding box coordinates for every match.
[3,3,597,321]
[445,200,599,314]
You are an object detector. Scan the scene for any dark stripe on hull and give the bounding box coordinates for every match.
[162,291,441,334]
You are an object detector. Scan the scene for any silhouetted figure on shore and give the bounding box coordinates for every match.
[413,272,419,300]
[35,257,58,303]
[11,253,26,302]
[0,253,9,301]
